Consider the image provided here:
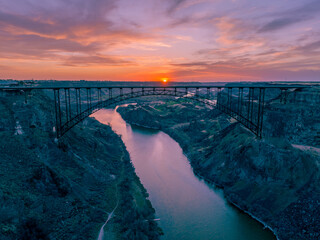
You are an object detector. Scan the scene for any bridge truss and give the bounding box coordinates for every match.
[52,86,268,138]
[1,84,305,139]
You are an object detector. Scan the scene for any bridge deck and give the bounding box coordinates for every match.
[0,82,316,90]
[2,82,318,139]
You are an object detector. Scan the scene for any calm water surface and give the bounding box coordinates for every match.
[93,108,276,240]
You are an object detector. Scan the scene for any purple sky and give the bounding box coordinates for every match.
[0,0,320,81]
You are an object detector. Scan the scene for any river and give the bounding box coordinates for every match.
[93,107,276,240]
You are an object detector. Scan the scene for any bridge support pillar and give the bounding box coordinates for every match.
[109,88,112,99]
[53,89,62,139]
[217,87,221,109]
[98,88,102,105]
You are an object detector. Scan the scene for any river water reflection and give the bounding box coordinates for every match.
[92,108,276,240]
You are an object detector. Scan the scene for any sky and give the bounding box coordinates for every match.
[0,0,320,82]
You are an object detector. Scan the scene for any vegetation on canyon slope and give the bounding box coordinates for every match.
[117,88,320,240]
[0,90,161,240]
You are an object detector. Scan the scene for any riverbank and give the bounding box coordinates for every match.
[117,95,320,240]
[227,195,279,240]
[121,112,279,240]
[0,90,162,240]
[94,108,276,240]
[192,166,279,240]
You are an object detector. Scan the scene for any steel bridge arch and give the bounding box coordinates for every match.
[56,87,264,139]
[59,89,216,137]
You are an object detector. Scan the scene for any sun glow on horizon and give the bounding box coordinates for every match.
[1,1,320,81]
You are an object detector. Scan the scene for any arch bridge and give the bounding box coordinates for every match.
[1,84,306,139]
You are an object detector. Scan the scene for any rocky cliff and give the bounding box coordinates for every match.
[0,89,161,240]
[117,88,320,240]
